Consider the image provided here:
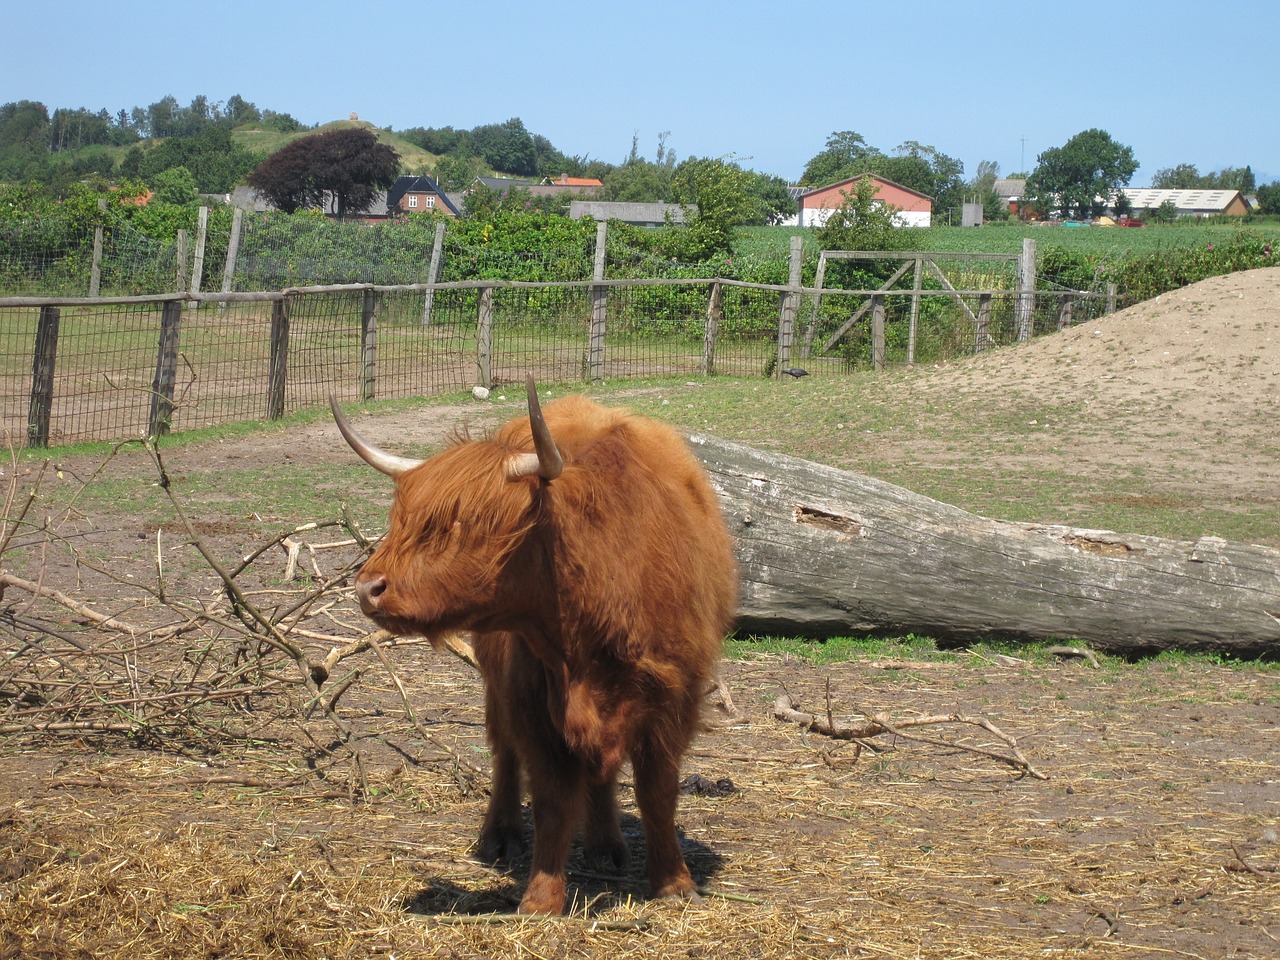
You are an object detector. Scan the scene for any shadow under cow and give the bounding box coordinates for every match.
[402,812,726,917]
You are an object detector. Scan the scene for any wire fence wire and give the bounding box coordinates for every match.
[0,215,188,297]
[1,277,1105,448]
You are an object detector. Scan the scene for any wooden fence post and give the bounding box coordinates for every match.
[266,298,290,419]
[89,198,107,297]
[188,205,208,305]
[27,305,60,448]
[1106,283,1117,315]
[1057,294,1075,331]
[587,221,608,381]
[800,252,828,360]
[907,255,924,365]
[476,287,493,388]
[975,293,993,352]
[702,281,723,376]
[220,207,243,305]
[175,229,189,295]
[776,234,803,376]
[422,220,447,326]
[1015,237,1036,341]
[359,287,378,401]
[149,300,184,437]
[870,294,886,370]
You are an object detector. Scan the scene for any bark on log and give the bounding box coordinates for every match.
[686,433,1280,657]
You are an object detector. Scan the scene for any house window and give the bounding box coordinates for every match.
[425,196,435,208]
[408,196,418,209]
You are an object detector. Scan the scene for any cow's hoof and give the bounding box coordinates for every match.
[583,834,630,874]
[477,825,525,862]
[652,875,700,902]
[518,873,566,915]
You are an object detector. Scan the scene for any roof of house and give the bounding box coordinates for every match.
[568,200,694,225]
[1118,188,1243,212]
[799,174,934,203]
[548,175,604,187]
[471,176,538,193]
[230,185,272,212]
[386,175,461,216]
[993,178,1027,198]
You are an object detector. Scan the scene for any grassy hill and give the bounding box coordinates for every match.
[231,118,442,173]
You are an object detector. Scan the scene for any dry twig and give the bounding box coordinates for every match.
[773,691,1048,780]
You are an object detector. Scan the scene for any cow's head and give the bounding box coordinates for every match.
[331,376,562,638]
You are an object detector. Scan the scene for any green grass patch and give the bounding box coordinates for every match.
[725,633,945,664]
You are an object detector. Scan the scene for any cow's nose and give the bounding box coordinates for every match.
[355,573,388,614]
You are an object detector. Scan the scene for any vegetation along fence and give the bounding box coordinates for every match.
[2,237,1107,448]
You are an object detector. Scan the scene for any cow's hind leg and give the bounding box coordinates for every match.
[478,732,524,861]
[582,777,629,873]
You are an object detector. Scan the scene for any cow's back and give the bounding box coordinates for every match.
[497,393,736,678]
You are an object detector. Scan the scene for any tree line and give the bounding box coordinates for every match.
[0,96,300,201]
[4,92,1279,234]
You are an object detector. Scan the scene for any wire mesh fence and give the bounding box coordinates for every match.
[0,216,187,297]
[1,276,1106,449]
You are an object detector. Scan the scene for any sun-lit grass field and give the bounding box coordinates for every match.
[735,219,1280,259]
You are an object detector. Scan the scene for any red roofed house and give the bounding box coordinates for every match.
[796,175,933,228]
[548,175,604,189]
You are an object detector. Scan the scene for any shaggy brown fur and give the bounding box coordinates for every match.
[348,394,737,914]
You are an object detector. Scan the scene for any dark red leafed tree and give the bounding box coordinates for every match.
[247,127,399,217]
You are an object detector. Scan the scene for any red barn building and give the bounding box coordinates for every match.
[796,175,933,228]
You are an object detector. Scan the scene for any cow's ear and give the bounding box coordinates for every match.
[507,375,563,481]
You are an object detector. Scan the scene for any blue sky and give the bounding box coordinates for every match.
[6,0,1275,185]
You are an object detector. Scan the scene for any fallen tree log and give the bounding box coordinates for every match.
[686,433,1280,657]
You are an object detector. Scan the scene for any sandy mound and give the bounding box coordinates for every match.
[898,267,1280,500]
[941,266,1278,416]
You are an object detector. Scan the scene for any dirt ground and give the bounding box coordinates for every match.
[2,269,1278,959]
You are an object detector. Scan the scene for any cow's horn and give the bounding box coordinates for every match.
[329,395,424,477]
[506,375,563,481]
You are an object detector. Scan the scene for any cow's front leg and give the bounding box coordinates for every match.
[520,768,585,914]
[477,661,526,861]
[631,737,698,901]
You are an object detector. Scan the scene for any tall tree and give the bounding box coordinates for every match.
[1026,128,1137,219]
[1152,163,1256,193]
[224,94,260,127]
[248,127,399,217]
[145,96,180,138]
[1204,165,1256,193]
[140,125,261,193]
[967,159,1009,222]
[603,159,673,202]
[1152,163,1202,189]
[889,140,964,214]
[669,155,759,258]
[800,130,875,186]
[1255,182,1280,215]
[0,100,52,179]
[744,170,797,225]
[469,117,537,176]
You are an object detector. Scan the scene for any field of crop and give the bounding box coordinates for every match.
[735,220,1280,260]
